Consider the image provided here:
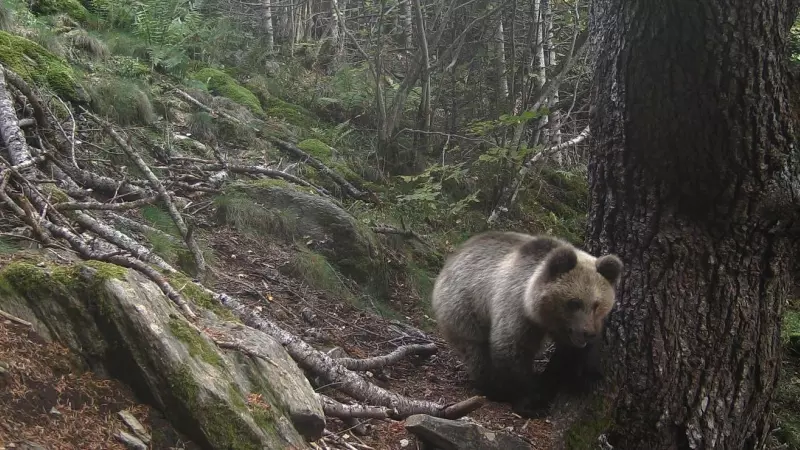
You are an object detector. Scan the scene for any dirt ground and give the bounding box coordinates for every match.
[0,225,554,450]
[207,228,556,450]
[0,315,199,449]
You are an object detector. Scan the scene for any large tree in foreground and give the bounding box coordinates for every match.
[581,1,800,448]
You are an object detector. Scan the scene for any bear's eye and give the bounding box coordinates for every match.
[567,298,582,311]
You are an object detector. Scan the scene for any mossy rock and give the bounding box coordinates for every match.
[190,68,264,115]
[263,97,317,127]
[0,257,322,448]
[0,31,82,101]
[30,0,89,22]
[218,181,383,288]
[297,139,332,161]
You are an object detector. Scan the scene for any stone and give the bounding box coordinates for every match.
[404,414,532,450]
[218,181,382,285]
[0,257,324,449]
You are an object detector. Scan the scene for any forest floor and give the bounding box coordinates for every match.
[0,289,200,449]
[0,223,556,450]
[206,228,556,450]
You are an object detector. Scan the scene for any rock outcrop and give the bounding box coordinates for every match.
[404,414,532,450]
[217,180,382,284]
[0,253,325,449]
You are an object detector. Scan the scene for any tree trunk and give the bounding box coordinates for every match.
[578,1,800,449]
[262,0,274,55]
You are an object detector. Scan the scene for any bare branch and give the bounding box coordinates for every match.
[85,111,207,278]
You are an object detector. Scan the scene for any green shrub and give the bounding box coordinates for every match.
[86,77,155,126]
[30,0,89,22]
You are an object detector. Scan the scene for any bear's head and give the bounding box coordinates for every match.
[524,245,623,348]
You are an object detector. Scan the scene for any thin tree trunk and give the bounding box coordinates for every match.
[262,0,275,54]
[530,0,547,147]
[400,0,413,51]
[542,0,561,156]
[563,1,800,448]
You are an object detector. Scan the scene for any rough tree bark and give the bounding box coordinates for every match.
[578,1,800,449]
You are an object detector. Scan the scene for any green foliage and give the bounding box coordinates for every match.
[116,0,206,75]
[30,0,89,22]
[0,2,13,30]
[773,301,800,449]
[0,236,25,254]
[86,77,155,126]
[790,18,800,65]
[191,68,264,115]
[396,163,481,227]
[0,30,79,100]
[467,108,549,137]
[106,55,150,79]
[87,0,136,30]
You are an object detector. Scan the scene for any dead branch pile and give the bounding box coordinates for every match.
[0,65,484,440]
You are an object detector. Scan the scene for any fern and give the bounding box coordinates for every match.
[128,0,205,75]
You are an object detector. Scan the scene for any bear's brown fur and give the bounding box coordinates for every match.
[431,231,623,403]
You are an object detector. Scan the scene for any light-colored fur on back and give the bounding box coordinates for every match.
[431,231,623,401]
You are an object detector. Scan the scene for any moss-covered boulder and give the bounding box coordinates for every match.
[216,180,382,285]
[0,31,83,101]
[190,68,264,115]
[0,255,323,449]
[29,0,90,22]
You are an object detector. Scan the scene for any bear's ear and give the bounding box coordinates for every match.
[596,254,623,285]
[543,247,578,281]
[519,236,562,260]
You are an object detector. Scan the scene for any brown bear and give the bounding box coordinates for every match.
[430,231,623,407]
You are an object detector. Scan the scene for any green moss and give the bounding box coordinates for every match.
[783,310,800,350]
[297,139,332,161]
[168,365,275,450]
[40,183,71,204]
[0,261,50,293]
[564,397,614,450]
[263,97,315,127]
[168,317,225,367]
[31,0,89,22]
[0,31,80,101]
[165,272,238,322]
[190,68,264,115]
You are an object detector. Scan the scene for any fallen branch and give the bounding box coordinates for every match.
[173,88,243,124]
[271,139,368,201]
[199,163,333,198]
[55,195,163,211]
[40,218,196,319]
[85,111,207,278]
[214,291,484,420]
[335,343,437,371]
[0,308,33,327]
[320,395,398,420]
[0,69,33,167]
